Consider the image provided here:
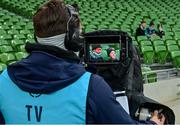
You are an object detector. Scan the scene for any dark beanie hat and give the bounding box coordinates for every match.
[107,48,115,55]
[92,44,101,50]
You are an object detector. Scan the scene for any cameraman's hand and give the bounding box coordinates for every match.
[150,110,165,125]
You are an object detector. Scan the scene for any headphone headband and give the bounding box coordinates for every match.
[64,4,83,52]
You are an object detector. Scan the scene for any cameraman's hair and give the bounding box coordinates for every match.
[33,0,79,38]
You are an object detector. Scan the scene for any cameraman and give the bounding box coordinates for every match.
[0,0,165,124]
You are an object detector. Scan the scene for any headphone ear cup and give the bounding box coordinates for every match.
[64,28,82,52]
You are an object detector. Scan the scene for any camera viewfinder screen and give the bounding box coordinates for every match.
[89,43,121,62]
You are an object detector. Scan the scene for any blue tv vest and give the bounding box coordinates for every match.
[0,69,91,124]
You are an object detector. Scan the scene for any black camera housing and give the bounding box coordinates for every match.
[83,32,129,65]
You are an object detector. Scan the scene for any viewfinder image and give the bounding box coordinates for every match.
[89,43,120,62]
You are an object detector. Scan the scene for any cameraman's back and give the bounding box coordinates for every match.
[0,0,89,123]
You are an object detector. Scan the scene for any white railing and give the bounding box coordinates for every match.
[143,68,180,84]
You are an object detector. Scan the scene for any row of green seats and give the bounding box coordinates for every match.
[141,45,180,67]
[0,52,28,64]
[1,0,180,36]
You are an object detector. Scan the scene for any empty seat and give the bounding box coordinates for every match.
[154,46,168,64]
[152,40,164,46]
[0,63,7,72]
[13,34,26,40]
[150,35,161,41]
[7,30,19,35]
[11,39,24,49]
[0,34,12,40]
[167,45,179,52]
[0,30,6,35]
[142,66,157,83]
[163,35,173,40]
[15,52,28,60]
[171,51,180,68]
[140,40,152,46]
[177,40,180,47]
[0,40,9,46]
[0,46,13,53]
[165,40,177,46]
[141,46,154,64]
[0,53,16,64]
[137,36,148,42]
[17,45,26,52]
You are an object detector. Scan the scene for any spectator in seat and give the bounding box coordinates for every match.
[146,21,156,38]
[135,20,147,41]
[156,23,165,38]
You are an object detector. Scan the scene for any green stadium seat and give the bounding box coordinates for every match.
[163,35,173,40]
[177,40,180,47]
[137,36,148,42]
[0,63,7,72]
[11,39,24,49]
[0,40,9,46]
[0,53,15,64]
[13,34,26,40]
[167,45,179,52]
[0,46,13,53]
[19,29,31,35]
[17,45,26,52]
[0,34,12,40]
[0,30,6,35]
[175,32,180,40]
[165,40,177,46]
[142,67,157,83]
[154,46,168,64]
[151,35,161,41]
[140,40,152,46]
[152,40,164,46]
[27,34,34,39]
[15,52,28,60]
[3,22,14,26]
[10,18,19,23]
[8,61,17,65]
[11,25,22,30]
[141,46,154,64]
[133,40,138,46]
[7,30,19,35]
[171,51,180,68]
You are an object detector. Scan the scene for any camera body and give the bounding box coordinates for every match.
[80,30,175,124]
[83,30,129,65]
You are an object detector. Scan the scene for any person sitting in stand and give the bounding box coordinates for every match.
[156,23,165,38]
[135,20,147,41]
[146,21,156,38]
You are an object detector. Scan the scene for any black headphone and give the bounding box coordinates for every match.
[64,5,83,52]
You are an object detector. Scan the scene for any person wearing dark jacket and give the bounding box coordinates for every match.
[0,0,165,124]
[156,23,165,38]
[135,20,147,41]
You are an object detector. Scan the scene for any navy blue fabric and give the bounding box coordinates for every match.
[0,51,155,124]
[87,74,155,124]
[7,51,86,94]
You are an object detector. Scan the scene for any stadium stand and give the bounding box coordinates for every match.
[0,0,180,82]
